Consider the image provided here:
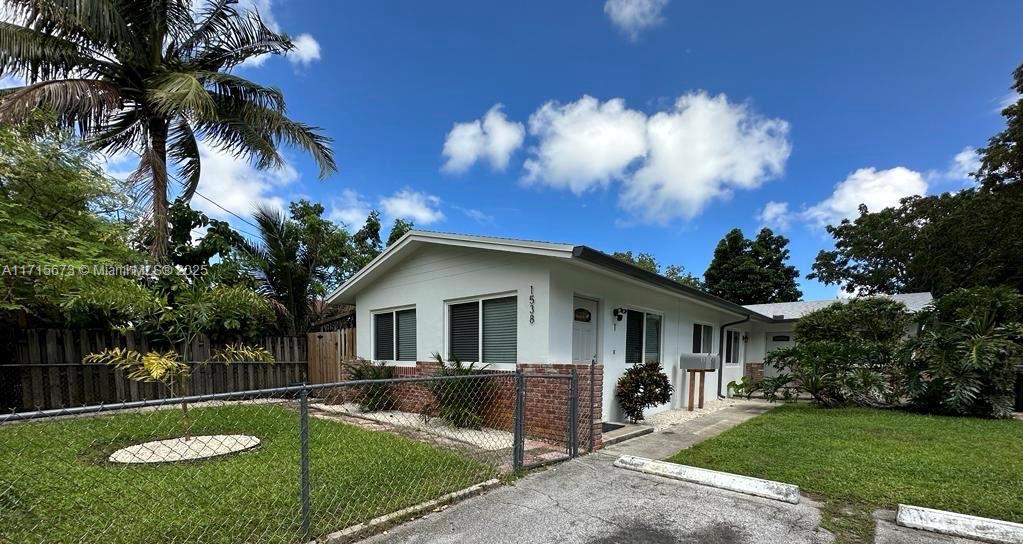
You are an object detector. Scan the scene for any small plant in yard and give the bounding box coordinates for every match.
[345,359,396,412]
[85,344,272,440]
[427,353,491,429]
[616,361,673,423]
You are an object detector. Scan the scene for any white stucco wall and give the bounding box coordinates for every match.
[353,244,554,367]
[548,261,749,422]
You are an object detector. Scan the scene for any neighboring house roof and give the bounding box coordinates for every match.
[743,292,933,321]
[325,230,771,321]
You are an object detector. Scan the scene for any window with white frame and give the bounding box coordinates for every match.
[725,330,742,365]
[692,323,714,354]
[625,310,662,365]
[373,308,416,361]
[448,295,517,364]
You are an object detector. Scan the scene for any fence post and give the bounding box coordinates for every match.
[568,368,578,458]
[588,360,595,453]
[299,386,311,541]
[513,369,525,470]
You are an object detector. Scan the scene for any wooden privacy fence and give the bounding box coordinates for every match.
[0,330,309,412]
[306,328,355,385]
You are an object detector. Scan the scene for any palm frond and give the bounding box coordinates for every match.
[147,72,215,117]
[0,21,109,81]
[193,11,292,70]
[198,71,285,111]
[4,0,133,49]
[168,117,200,202]
[0,78,120,131]
[211,344,274,364]
[177,0,236,55]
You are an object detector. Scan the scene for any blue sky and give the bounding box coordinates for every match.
[142,0,1023,299]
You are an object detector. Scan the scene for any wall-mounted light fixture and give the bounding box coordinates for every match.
[742,332,749,343]
[612,308,627,322]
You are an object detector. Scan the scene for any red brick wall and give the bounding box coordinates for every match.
[368,361,604,451]
[744,362,765,383]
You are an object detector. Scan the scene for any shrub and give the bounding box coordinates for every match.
[904,287,1023,418]
[615,361,673,423]
[427,353,491,429]
[767,298,910,407]
[345,359,396,412]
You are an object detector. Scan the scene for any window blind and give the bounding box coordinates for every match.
[449,302,479,361]
[625,310,644,366]
[482,296,517,364]
[396,309,416,361]
[374,312,394,360]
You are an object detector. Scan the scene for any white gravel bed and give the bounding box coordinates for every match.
[108,434,261,464]
[644,398,748,431]
[311,403,514,451]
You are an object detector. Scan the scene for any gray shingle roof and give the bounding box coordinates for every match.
[744,292,933,320]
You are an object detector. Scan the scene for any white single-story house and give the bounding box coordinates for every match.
[325,230,932,423]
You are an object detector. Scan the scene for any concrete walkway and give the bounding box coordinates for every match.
[603,401,775,460]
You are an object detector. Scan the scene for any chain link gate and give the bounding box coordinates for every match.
[1,370,589,543]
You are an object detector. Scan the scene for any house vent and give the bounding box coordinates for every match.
[679,353,718,369]
[773,314,785,319]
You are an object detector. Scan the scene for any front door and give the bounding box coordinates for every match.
[764,332,795,376]
[572,297,598,363]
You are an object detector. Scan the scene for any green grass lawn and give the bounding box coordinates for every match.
[0,403,495,544]
[668,404,1023,543]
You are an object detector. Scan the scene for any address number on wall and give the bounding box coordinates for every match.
[529,285,535,324]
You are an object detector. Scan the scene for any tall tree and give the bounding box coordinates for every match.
[612,251,702,288]
[704,228,802,304]
[387,218,414,247]
[0,0,336,258]
[811,62,1023,296]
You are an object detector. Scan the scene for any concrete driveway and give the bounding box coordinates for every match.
[364,452,832,544]
[364,452,981,544]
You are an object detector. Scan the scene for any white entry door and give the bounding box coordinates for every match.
[572,297,598,363]
[764,332,795,376]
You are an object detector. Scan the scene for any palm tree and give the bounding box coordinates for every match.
[239,204,321,335]
[0,0,336,258]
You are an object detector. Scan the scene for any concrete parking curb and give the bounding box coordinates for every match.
[896,504,1023,544]
[613,455,800,504]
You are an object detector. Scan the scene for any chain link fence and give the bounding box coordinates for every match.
[0,370,587,543]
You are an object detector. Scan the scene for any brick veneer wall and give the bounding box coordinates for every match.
[343,361,604,451]
[744,362,765,383]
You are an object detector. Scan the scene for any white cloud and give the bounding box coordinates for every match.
[523,92,791,222]
[998,92,1020,111]
[757,201,791,230]
[328,189,371,227]
[442,104,524,174]
[458,207,495,225]
[802,166,927,227]
[524,96,647,193]
[380,189,445,224]
[625,93,790,221]
[288,34,321,66]
[604,0,669,40]
[946,146,980,180]
[190,141,297,219]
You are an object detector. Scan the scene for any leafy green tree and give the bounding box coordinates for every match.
[612,251,702,288]
[387,218,414,247]
[811,62,1023,296]
[0,0,336,258]
[704,228,801,304]
[0,116,141,326]
[976,63,1023,191]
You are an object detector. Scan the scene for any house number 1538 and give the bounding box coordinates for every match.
[529,286,535,324]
